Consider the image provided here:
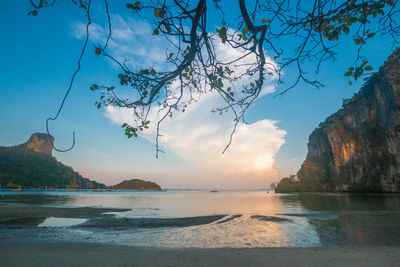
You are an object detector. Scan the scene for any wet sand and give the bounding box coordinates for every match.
[80,214,226,229]
[0,204,226,229]
[1,204,400,266]
[0,204,130,220]
[1,242,400,266]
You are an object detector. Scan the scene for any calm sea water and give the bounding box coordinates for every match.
[1,190,400,248]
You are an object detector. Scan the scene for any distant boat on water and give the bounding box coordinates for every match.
[8,186,22,192]
[210,190,218,193]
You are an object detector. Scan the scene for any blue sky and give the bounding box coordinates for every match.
[0,1,395,188]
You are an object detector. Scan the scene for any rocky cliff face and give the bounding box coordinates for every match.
[24,133,54,156]
[0,133,105,189]
[297,49,400,192]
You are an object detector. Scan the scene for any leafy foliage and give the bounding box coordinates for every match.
[275,175,301,193]
[29,0,400,155]
[275,172,333,193]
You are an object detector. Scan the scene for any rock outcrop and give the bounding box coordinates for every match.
[0,133,105,189]
[295,49,400,192]
[25,133,54,156]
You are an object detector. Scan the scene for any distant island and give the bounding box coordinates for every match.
[0,133,162,190]
[109,179,161,191]
[276,48,400,193]
[0,133,105,189]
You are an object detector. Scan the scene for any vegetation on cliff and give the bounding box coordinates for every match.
[109,179,161,190]
[276,49,400,193]
[0,144,105,189]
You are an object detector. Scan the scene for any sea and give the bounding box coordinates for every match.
[1,190,400,248]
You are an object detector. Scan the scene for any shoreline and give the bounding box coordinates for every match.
[0,204,228,229]
[274,191,400,195]
[1,242,400,266]
[0,204,130,221]
[1,196,400,265]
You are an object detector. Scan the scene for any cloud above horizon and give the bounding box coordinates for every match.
[73,15,286,188]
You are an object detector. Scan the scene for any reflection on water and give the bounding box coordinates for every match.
[309,213,400,246]
[0,217,87,227]
[1,190,400,247]
[39,217,88,227]
[0,217,46,227]
[0,193,73,206]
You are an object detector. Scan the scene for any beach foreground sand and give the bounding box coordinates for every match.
[1,204,400,266]
[1,242,400,267]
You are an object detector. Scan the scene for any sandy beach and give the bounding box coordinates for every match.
[1,242,400,266]
[1,197,400,266]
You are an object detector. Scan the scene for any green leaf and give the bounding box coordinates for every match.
[122,123,128,128]
[90,84,99,91]
[97,103,101,109]
[344,71,353,77]
[364,65,373,71]
[354,38,362,45]
[152,29,159,35]
[28,10,38,16]
[217,78,223,88]
[367,32,376,38]
[217,27,227,43]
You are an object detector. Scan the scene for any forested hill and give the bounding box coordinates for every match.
[0,134,105,189]
[109,179,161,190]
[276,48,400,193]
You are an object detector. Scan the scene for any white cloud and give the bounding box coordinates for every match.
[74,15,286,188]
[72,15,170,69]
[106,88,286,186]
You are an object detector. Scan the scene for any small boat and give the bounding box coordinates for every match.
[8,185,22,192]
[210,190,218,193]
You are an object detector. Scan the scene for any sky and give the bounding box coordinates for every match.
[0,1,396,189]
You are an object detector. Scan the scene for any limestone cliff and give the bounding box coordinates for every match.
[24,133,54,156]
[0,133,105,189]
[296,49,400,192]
